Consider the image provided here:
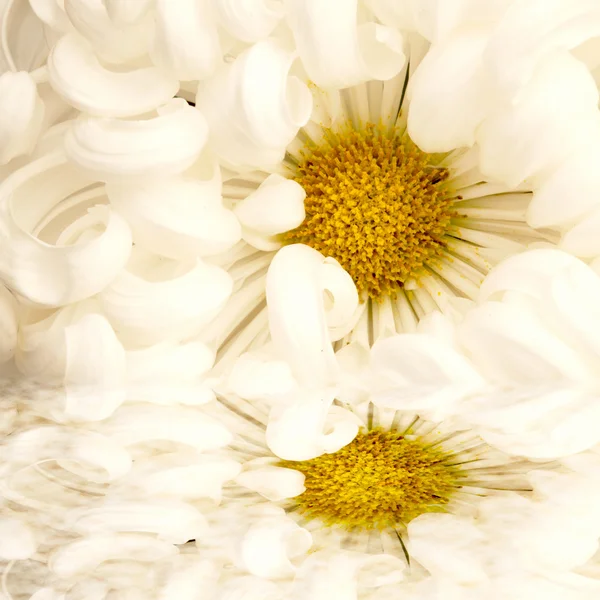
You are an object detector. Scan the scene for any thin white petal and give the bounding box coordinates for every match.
[285,0,405,88]
[66,99,209,180]
[0,71,45,164]
[48,33,179,117]
[151,0,221,81]
[215,0,284,42]
[197,39,312,171]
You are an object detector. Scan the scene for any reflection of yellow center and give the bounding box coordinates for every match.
[283,124,454,299]
[280,429,463,531]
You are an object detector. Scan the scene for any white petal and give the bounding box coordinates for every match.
[267,388,361,460]
[64,0,152,63]
[0,286,17,363]
[29,0,72,33]
[98,253,233,346]
[228,353,296,400]
[458,301,593,385]
[100,405,233,451]
[215,0,284,42]
[285,0,405,89]
[118,454,241,502]
[484,0,600,98]
[158,557,220,600]
[408,28,494,152]
[4,426,132,480]
[48,33,179,117]
[126,341,216,405]
[408,513,486,585]
[107,161,241,259]
[72,500,208,544]
[265,244,339,388]
[0,154,132,306]
[104,0,153,25]
[0,518,37,560]
[320,259,359,332]
[237,516,312,578]
[151,0,221,81]
[479,248,582,302]
[49,534,177,578]
[219,577,283,600]
[236,464,305,501]
[196,39,312,171]
[0,71,45,164]
[560,205,600,257]
[65,99,209,180]
[528,146,600,229]
[234,174,305,236]
[476,51,600,187]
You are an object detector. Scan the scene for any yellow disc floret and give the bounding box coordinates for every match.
[280,429,463,531]
[283,124,454,299]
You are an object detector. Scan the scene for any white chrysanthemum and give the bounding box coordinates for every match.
[0,0,599,398]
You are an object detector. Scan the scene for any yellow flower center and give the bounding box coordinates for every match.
[281,429,463,530]
[283,124,454,299]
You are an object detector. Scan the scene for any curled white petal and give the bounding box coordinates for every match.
[408,28,493,153]
[237,516,312,578]
[106,162,241,259]
[234,174,306,238]
[64,0,153,63]
[528,146,600,229]
[228,353,296,400]
[0,518,37,560]
[476,52,600,187]
[100,405,233,451]
[285,0,405,89]
[267,389,361,460]
[265,244,339,388]
[98,252,233,346]
[65,99,209,180]
[215,0,284,42]
[320,258,359,331]
[48,33,179,117]
[0,71,45,164]
[49,534,177,578]
[197,39,312,171]
[104,0,153,25]
[72,500,208,544]
[0,286,17,363]
[236,463,305,501]
[152,0,221,81]
[4,426,132,481]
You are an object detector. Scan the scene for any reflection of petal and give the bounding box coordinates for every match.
[66,100,209,180]
[99,251,233,346]
[48,33,179,117]
[0,151,132,306]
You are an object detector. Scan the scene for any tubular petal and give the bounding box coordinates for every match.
[285,0,405,89]
[48,33,179,117]
[152,0,221,81]
[196,39,312,171]
[0,71,45,164]
[65,99,209,180]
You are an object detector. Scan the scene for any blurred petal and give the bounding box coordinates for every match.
[285,0,405,88]
[560,206,600,257]
[48,33,179,117]
[228,353,296,400]
[197,40,312,171]
[66,99,209,180]
[0,518,36,560]
[104,0,153,26]
[151,0,221,81]
[0,285,17,363]
[0,71,45,164]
